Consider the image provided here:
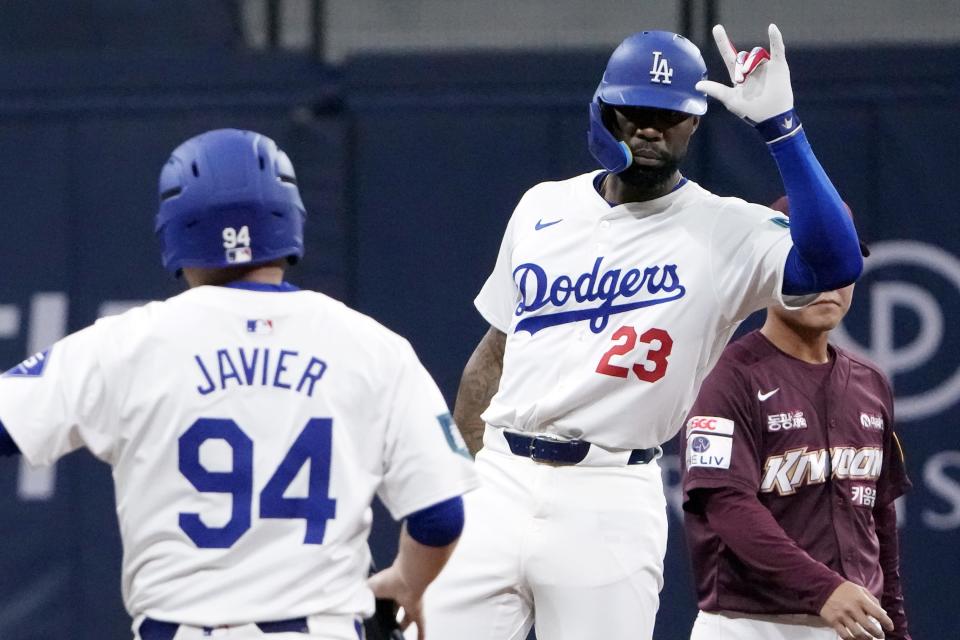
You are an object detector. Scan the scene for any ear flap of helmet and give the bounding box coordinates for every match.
[587,101,633,174]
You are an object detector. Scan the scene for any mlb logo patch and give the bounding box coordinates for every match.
[4,348,51,377]
[226,247,253,264]
[246,319,274,335]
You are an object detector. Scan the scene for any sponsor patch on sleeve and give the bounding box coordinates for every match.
[686,434,733,469]
[686,416,734,436]
[437,413,471,459]
[3,348,51,378]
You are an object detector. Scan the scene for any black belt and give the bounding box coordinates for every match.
[140,616,309,639]
[502,431,658,465]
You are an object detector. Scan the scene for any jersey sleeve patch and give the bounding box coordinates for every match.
[686,433,733,470]
[437,413,471,459]
[3,348,52,378]
[686,415,735,436]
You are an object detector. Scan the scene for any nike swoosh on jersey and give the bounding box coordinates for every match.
[757,388,780,401]
[535,218,563,230]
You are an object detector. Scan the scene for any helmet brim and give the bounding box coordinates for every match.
[597,84,707,116]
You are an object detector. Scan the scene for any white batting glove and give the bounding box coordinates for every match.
[696,24,794,127]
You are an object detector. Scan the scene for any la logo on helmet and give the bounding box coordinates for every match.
[649,51,674,84]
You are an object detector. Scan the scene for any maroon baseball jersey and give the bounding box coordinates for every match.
[682,330,910,615]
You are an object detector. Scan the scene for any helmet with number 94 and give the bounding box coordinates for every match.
[588,31,708,173]
[155,128,306,275]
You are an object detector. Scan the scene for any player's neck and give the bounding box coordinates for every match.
[183,263,286,288]
[602,170,681,204]
[760,319,831,364]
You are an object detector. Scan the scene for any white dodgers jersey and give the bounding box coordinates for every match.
[476,172,809,449]
[0,285,477,625]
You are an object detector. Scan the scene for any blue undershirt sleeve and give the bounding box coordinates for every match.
[405,496,465,547]
[0,419,21,456]
[760,112,864,295]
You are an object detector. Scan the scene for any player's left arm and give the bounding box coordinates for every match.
[873,500,910,639]
[873,397,912,639]
[699,24,863,295]
[368,498,464,638]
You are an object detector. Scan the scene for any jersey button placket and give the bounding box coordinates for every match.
[596,218,611,251]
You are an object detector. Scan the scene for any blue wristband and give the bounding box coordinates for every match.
[756,109,803,144]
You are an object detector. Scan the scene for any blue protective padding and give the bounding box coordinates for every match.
[587,102,634,173]
[405,496,465,547]
[0,419,20,456]
[768,128,864,295]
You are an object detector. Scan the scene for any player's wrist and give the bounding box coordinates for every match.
[756,109,802,144]
[815,574,853,616]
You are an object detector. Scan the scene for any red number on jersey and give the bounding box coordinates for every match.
[596,326,673,383]
[594,326,637,378]
[632,327,673,383]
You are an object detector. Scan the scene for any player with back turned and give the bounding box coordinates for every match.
[0,129,477,639]
[682,197,908,640]
[418,25,871,640]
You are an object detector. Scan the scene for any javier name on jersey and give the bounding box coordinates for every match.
[193,346,327,397]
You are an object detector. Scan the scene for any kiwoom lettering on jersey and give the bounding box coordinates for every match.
[761,446,883,496]
[512,257,686,334]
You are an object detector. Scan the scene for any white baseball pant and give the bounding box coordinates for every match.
[690,610,841,640]
[412,427,668,640]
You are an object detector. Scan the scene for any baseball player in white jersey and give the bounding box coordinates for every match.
[0,129,477,639]
[417,26,867,640]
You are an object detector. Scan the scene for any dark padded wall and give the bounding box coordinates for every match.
[0,44,957,639]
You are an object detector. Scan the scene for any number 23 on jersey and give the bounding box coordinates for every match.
[596,326,673,383]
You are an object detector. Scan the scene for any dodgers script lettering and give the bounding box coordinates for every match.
[512,257,686,334]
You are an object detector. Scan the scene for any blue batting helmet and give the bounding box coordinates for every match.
[588,31,708,173]
[155,129,306,275]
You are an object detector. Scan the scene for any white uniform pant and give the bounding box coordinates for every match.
[414,430,668,640]
[133,614,362,640]
[690,610,840,640]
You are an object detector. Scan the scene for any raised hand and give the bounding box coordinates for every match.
[696,23,794,125]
